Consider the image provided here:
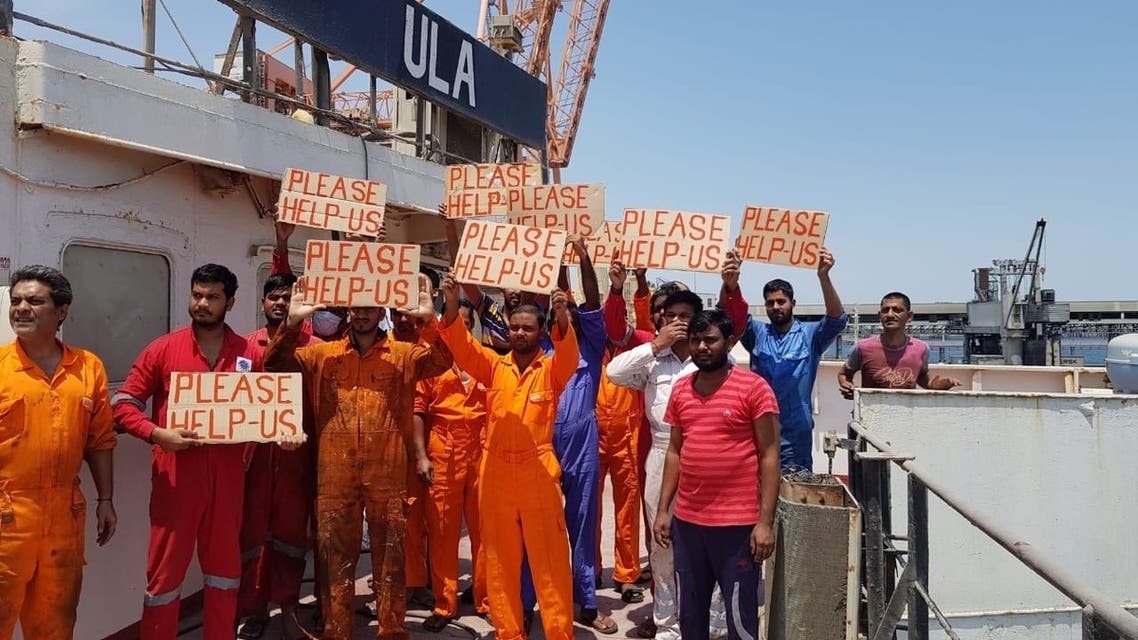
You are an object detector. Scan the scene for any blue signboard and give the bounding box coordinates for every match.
[218,0,547,149]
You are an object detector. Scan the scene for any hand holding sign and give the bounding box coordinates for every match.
[721,249,742,291]
[288,280,327,328]
[551,288,570,332]
[817,246,835,278]
[276,432,308,451]
[151,427,203,453]
[398,273,437,320]
[609,251,627,291]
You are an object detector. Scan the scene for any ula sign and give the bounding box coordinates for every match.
[166,372,303,443]
[217,0,547,148]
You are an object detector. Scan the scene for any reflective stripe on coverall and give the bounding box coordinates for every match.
[264,321,452,640]
[0,341,115,640]
[439,314,578,640]
[113,326,259,640]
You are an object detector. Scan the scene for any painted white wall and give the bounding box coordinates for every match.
[855,389,1138,638]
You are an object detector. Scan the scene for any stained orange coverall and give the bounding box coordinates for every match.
[0,342,115,639]
[415,367,490,618]
[264,321,452,640]
[438,315,578,640]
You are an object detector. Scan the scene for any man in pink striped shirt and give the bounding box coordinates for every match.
[653,309,781,640]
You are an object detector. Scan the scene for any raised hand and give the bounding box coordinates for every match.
[652,318,688,353]
[551,288,570,326]
[609,252,627,291]
[287,279,327,327]
[274,218,296,247]
[722,249,742,290]
[399,273,437,319]
[567,234,587,258]
[817,246,835,278]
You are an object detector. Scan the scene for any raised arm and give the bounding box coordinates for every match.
[548,288,581,390]
[399,273,454,381]
[439,272,498,386]
[271,219,295,276]
[573,237,601,310]
[817,247,844,319]
[604,256,632,344]
[264,280,326,373]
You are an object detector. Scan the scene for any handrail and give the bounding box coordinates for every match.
[849,420,1138,639]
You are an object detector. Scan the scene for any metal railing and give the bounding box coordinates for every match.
[847,419,1138,640]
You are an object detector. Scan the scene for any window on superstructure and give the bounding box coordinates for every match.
[61,245,171,383]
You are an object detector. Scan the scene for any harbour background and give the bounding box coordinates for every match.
[826,334,1110,365]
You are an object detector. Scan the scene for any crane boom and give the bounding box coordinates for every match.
[548,0,609,169]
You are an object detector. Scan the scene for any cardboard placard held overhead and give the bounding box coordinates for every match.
[736,206,830,268]
[277,168,387,236]
[453,220,566,293]
[301,240,420,308]
[619,209,732,273]
[508,183,605,236]
[445,162,543,218]
[166,372,303,443]
[562,220,624,266]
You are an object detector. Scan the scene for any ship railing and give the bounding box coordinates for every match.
[2,5,483,166]
[846,419,1138,640]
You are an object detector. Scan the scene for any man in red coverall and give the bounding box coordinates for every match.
[113,264,304,640]
[237,271,322,639]
[265,275,452,640]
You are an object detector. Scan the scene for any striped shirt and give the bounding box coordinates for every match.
[664,367,779,526]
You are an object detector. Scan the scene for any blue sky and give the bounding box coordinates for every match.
[15,1,1137,304]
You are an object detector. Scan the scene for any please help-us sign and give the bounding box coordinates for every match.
[165,372,303,443]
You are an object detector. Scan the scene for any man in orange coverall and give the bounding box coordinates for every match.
[0,266,117,639]
[410,299,491,631]
[114,264,305,640]
[264,275,452,640]
[437,272,578,640]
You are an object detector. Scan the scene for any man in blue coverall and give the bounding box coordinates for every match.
[718,247,847,471]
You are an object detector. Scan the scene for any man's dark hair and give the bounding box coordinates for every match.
[651,281,686,308]
[192,263,238,298]
[763,278,794,299]
[689,309,735,340]
[420,266,441,291]
[508,303,546,328]
[11,265,73,307]
[263,273,297,298]
[663,290,704,315]
[458,298,476,312]
[881,291,911,311]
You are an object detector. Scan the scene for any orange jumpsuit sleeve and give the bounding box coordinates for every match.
[84,355,116,452]
[549,320,580,392]
[264,323,318,376]
[410,318,454,382]
[439,314,498,388]
[634,291,654,333]
[413,377,433,417]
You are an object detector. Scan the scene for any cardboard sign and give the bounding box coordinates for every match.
[453,220,566,293]
[277,168,387,236]
[507,184,605,236]
[618,209,731,273]
[301,240,420,308]
[562,220,623,266]
[444,162,542,218]
[736,206,829,268]
[165,372,303,443]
